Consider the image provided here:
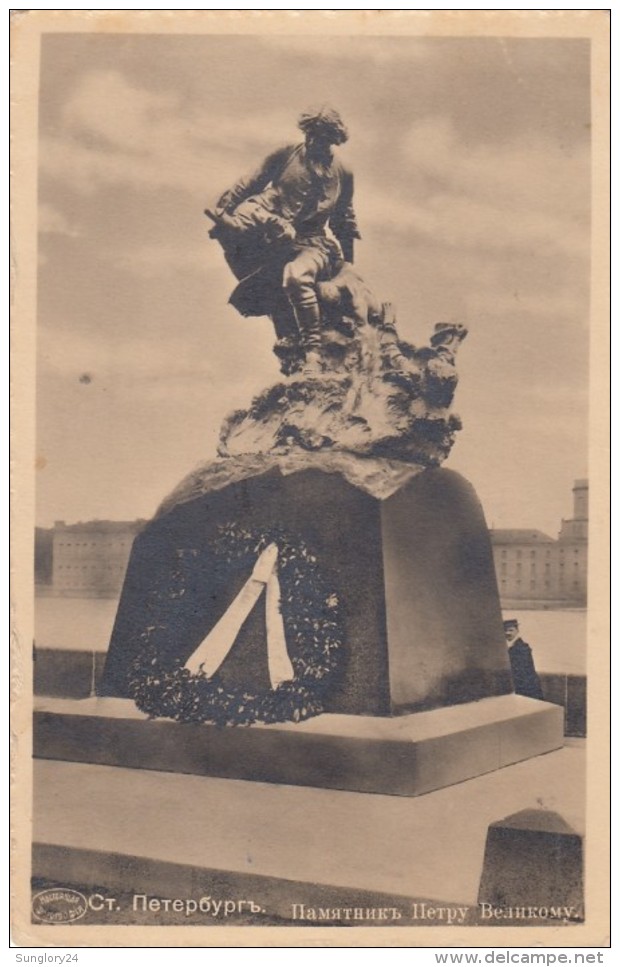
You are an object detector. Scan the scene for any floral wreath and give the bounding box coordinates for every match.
[128,522,344,726]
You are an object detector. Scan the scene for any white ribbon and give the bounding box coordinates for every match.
[184,543,294,689]
[265,564,294,688]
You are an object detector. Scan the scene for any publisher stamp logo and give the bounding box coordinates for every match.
[32,889,88,924]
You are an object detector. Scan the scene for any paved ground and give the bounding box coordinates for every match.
[33,740,585,916]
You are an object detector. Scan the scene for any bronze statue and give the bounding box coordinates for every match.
[206,105,361,375]
[206,108,468,465]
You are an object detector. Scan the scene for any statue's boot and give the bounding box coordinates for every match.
[290,301,324,376]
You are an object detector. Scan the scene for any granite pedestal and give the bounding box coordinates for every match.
[99,465,513,716]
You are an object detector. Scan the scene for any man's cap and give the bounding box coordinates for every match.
[503,619,519,630]
[297,105,348,144]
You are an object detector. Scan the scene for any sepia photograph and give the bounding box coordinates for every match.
[11,9,610,948]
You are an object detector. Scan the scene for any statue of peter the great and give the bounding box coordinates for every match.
[206,106,361,375]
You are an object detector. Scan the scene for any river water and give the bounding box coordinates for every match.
[34,594,586,674]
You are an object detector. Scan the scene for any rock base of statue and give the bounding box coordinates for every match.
[219,316,468,465]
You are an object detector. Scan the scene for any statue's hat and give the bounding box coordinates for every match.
[298,105,348,144]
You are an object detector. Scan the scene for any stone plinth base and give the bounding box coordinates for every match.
[478,809,584,914]
[34,693,563,797]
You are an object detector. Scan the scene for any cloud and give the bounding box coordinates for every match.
[40,130,228,198]
[358,187,587,259]
[64,69,296,154]
[395,117,589,256]
[40,69,295,198]
[63,70,178,153]
[404,117,589,217]
[356,116,589,260]
[106,241,218,279]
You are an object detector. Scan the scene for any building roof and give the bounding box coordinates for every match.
[489,529,556,545]
[53,519,146,534]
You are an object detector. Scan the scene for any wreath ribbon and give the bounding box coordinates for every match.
[184,543,294,688]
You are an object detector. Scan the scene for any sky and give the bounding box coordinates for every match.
[36,33,591,534]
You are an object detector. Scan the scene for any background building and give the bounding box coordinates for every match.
[50,520,145,596]
[490,479,588,609]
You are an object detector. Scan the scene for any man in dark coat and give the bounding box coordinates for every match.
[207,105,361,375]
[504,618,544,700]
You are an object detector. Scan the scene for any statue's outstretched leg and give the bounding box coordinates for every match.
[283,247,331,376]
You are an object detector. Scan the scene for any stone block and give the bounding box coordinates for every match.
[478,809,584,914]
[34,693,563,797]
[99,465,513,717]
[497,699,565,767]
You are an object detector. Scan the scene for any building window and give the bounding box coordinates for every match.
[530,550,536,557]
[501,564,507,575]
[530,581,535,589]
[516,550,522,559]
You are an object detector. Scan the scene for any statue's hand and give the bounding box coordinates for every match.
[263,216,296,244]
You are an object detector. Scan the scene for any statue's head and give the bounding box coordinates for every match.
[297,105,349,146]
